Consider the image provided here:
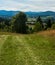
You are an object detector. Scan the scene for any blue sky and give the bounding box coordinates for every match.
[0,0,55,11]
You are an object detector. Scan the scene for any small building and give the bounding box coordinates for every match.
[26,21,35,29]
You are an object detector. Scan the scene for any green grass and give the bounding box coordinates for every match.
[0,32,55,65]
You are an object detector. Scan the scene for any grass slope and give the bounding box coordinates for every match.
[0,31,55,65]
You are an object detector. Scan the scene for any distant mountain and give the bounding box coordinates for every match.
[0,10,55,18]
[25,11,55,17]
[0,10,19,18]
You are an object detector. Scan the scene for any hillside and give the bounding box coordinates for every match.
[0,30,55,65]
[0,10,55,18]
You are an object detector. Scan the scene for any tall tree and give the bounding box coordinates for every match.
[12,12,27,33]
[37,16,42,24]
[36,16,43,28]
[47,19,52,28]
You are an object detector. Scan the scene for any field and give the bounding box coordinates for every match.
[0,30,55,65]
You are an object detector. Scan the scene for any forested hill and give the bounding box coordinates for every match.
[0,10,55,18]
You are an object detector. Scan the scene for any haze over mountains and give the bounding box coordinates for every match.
[0,10,55,18]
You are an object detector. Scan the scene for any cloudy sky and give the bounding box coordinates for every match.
[0,0,55,11]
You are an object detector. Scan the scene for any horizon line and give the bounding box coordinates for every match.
[0,10,55,12]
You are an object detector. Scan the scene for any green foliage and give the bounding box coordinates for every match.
[37,16,42,24]
[34,22,42,32]
[47,18,52,28]
[0,22,5,29]
[12,12,27,33]
[28,27,34,33]
[0,13,55,34]
[5,19,11,26]
[36,16,43,29]
[0,17,11,32]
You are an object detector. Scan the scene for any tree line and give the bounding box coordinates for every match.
[0,12,55,34]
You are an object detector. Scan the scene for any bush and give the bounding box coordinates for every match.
[34,22,42,32]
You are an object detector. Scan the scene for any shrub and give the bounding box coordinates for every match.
[34,22,42,32]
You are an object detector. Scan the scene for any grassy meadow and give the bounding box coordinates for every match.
[0,30,55,65]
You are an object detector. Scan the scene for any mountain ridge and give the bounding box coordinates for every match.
[0,10,55,18]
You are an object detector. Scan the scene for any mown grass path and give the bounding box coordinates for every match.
[16,35,41,65]
[0,35,8,51]
[0,34,55,65]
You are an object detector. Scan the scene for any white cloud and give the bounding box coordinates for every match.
[0,0,55,11]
